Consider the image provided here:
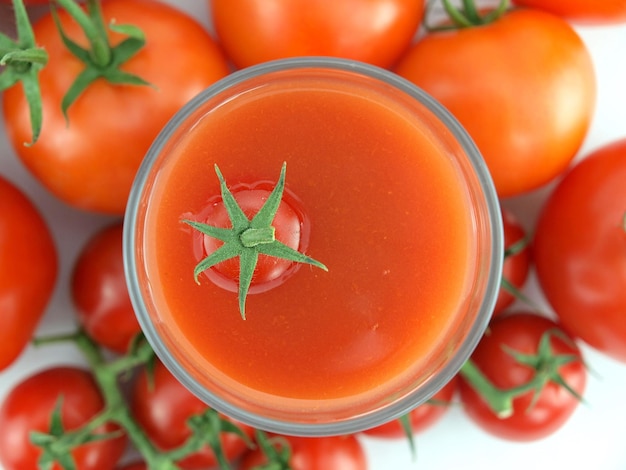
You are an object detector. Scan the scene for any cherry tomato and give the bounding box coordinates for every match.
[395,8,596,198]
[492,208,531,317]
[533,138,626,363]
[210,0,424,69]
[0,366,127,470]
[513,0,626,24]
[130,359,255,469]
[2,0,230,214]
[190,182,308,294]
[362,376,457,438]
[239,434,367,470]
[0,174,57,370]
[71,222,140,354]
[458,312,586,442]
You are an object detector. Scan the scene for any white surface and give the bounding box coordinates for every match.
[1,1,626,469]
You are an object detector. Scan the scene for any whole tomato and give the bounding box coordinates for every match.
[2,0,230,214]
[0,174,57,370]
[189,181,309,295]
[533,138,626,363]
[210,0,424,69]
[130,359,255,469]
[239,434,367,470]
[71,222,140,354]
[0,366,127,470]
[362,376,457,438]
[513,0,626,23]
[395,8,596,198]
[492,208,531,317]
[458,312,586,442]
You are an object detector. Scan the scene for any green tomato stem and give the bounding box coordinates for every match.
[54,0,111,67]
[439,0,510,29]
[0,0,48,144]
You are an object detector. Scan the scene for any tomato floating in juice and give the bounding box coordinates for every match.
[143,72,478,403]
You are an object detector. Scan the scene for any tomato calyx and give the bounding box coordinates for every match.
[30,397,123,470]
[31,329,256,469]
[0,0,48,144]
[459,328,585,418]
[428,0,510,31]
[182,162,328,320]
[52,0,151,118]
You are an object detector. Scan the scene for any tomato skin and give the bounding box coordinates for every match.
[210,0,424,69]
[362,376,457,438]
[492,208,531,317]
[0,174,57,370]
[513,0,626,24]
[395,9,595,198]
[0,367,127,470]
[458,312,586,442]
[71,222,140,354]
[130,359,255,469]
[239,434,367,470]
[2,0,230,214]
[533,138,626,363]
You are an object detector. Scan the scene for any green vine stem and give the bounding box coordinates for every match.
[0,0,49,144]
[32,330,253,470]
[425,0,510,31]
[459,329,585,418]
[51,0,151,118]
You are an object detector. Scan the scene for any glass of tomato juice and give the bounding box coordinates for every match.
[124,58,503,436]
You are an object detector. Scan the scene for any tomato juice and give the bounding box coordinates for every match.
[126,59,502,434]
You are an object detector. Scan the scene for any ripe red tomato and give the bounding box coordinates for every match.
[492,208,531,317]
[71,222,140,354]
[239,434,367,470]
[458,312,586,442]
[130,359,255,469]
[513,0,626,23]
[395,8,596,198]
[362,376,457,438]
[210,0,424,69]
[0,174,57,370]
[191,183,308,294]
[533,138,626,363]
[0,366,127,470]
[2,0,230,214]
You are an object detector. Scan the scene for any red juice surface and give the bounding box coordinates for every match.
[143,71,477,403]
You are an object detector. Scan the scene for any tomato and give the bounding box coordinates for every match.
[2,0,230,214]
[210,0,424,69]
[533,138,626,363]
[130,359,255,469]
[0,174,57,370]
[458,312,586,441]
[492,208,531,317]
[362,376,457,438]
[189,181,309,295]
[513,0,626,24]
[0,366,127,470]
[71,222,140,354]
[394,8,596,198]
[239,434,367,470]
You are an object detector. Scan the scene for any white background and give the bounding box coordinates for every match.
[1,1,626,469]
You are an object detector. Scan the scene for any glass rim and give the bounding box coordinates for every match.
[123,56,504,436]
